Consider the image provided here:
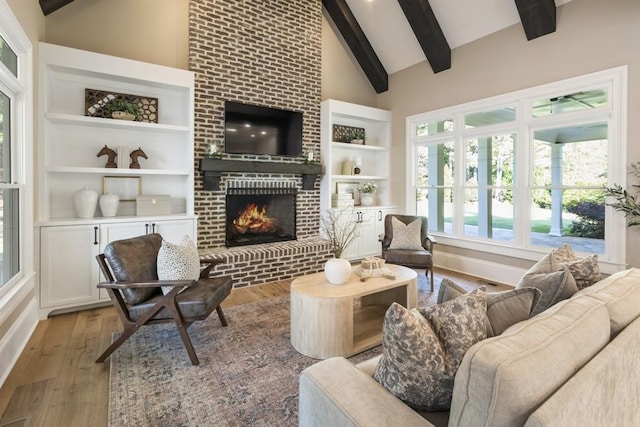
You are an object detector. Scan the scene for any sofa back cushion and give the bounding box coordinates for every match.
[574,268,640,337]
[449,296,610,427]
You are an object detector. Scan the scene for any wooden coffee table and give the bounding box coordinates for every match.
[290,264,417,359]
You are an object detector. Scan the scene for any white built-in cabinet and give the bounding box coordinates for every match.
[320,100,396,260]
[37,43,196,318]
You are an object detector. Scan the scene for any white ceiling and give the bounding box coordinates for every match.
[345,0,573,75]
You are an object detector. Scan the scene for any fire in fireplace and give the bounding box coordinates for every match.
[226,186,297,247]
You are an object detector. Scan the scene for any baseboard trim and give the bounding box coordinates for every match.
[436,252,527,286]
[0,296,38,388]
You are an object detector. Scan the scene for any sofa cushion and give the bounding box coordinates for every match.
[157,235,201,295]
[388,217,424,250]
[517,250,578,315]
[449,296,610,427]
[438,278,541,337]
[575,268,640,337]
[373,289,486,411]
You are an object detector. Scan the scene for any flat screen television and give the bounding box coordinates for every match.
[224,101,303,157]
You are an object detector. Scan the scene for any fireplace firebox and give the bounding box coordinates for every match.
[226,187,297,247]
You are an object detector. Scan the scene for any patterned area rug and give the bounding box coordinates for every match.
[108,274,478,426]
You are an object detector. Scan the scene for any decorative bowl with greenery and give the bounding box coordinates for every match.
[605,162,640,226]
[357,181,377,194]
[320,208,358,258]
[104,99,140,121]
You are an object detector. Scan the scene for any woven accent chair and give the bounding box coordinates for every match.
[95,233,232,365]
[380,214,436,292]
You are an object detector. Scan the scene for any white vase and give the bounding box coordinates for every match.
[360,193,375,206]
[99,193,120,217]
[324,257,352,285]
[73,188,99,218]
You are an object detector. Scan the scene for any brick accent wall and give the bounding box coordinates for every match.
[189,0,328,286]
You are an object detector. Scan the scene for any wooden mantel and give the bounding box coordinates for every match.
[199,158,323,191]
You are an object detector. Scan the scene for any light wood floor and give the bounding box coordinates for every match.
[0,268,491,427]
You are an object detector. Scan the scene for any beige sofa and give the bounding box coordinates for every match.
[299,268,640,427]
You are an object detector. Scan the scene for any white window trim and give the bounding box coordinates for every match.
[406,66,628,274]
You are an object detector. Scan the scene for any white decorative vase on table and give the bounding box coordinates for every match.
[324,257,352,285]
[73,188,99,218]
[360,193,375,206]
[99,193,120,217]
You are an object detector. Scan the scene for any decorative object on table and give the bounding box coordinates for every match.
[103,98,141,121]
[354,156,362,175]
[332,124,366,145]
[117,146,130,169]
[355,256,395,280]
[97,145,117,168]
[129,147,147,169]
[99,193,120,217]
[205,139,223,159]
[320,208,358,285]
[136,194,171,216]
[73,187,99,218]
[357,181,377,206]
[341,160,354,175]
[605,162,640,228]
[103,176,141,201]
[85,88,158,123]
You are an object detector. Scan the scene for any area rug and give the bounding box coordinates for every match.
[108,275,480,426]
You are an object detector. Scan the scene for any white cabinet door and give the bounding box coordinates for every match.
[100,221,147,248]
[152,219,196,243]
[40,225,100,309]
[358,209,379,258]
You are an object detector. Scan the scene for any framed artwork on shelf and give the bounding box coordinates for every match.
[103,176,141,201]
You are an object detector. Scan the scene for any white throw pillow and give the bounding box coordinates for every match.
[157,235,201,295]
[388,217,423,250]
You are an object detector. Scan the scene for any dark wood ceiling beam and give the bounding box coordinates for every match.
[39,0,75,16]
[397,0,451,74]
[514,0,556,40]
[322,0,388,94]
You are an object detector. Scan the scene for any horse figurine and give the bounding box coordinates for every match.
[97,145,117,168]
[130,147,148,169]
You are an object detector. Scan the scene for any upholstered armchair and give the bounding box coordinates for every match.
[95,233,232,365]
[380,214,436,292]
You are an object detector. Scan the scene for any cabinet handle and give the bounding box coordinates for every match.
[152,223,156,233]
[93,226,98,245]
[145,223,149,234]
[378,210,382,221]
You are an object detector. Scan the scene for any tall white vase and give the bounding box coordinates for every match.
[99,193,120,217]
[73,188,98,218]
[324,257,352,285]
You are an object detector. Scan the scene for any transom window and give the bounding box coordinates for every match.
[408,67,627,268]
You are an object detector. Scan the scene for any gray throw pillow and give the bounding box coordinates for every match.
[388,217,423,250]
[564,254,601,290]
[373,289,487,411]
[438,278,541,336]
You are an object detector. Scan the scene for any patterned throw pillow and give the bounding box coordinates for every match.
[552,243,578,265]
[373,289,487,411]
[564,254,601,290]
[388,217,423,250]
[438,278,541,336]
[157,235,201,295]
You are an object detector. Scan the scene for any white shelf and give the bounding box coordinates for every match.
[45,112,190,133]
[45,166,190,175]
[331,142,388,152]
[331,175,388,180]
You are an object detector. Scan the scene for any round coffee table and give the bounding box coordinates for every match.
[290,264,417,359]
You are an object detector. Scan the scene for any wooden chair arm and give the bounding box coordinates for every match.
[199,258,226,278]
[97,279,196,289]
[423,235,437,252]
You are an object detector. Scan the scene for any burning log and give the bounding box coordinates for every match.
[232,203,277,234]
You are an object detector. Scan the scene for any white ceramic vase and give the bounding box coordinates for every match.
[73,188,99,218]
[324,257,352,285]
[99,193,120,217]
[360,193,375,206]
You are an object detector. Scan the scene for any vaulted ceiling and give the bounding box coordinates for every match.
[40,0,573,94]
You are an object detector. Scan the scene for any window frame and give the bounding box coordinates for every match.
[406,67,627,273]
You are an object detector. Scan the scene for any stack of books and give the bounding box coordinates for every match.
[331,193,354,208]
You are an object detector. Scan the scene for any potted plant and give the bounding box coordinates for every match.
[350,129,365,145]
[104,99,140,121]
[357,181,377,206]
[605,162,640,226]
[320,208,358,285]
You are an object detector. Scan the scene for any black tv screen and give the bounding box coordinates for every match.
[224,101,303,157]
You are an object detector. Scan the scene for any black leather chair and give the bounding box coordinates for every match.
[95,233,232,365]
[381,214,436,292]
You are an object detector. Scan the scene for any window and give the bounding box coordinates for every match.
[0,2,31,292]
[408,68,626,268]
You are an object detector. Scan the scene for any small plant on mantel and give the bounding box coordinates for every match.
[320,208,358,258]
[605,162,640,227]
